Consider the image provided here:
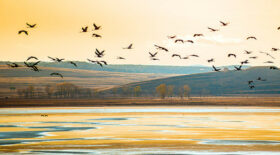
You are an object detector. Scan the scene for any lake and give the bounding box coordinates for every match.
[0,106,280,154]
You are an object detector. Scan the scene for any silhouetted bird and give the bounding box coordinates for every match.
[149,52,158,57]
[244,50,252,54]
[172,54,181,59]
[234,65,242,71]
[123,44,133,49]
[278,27,280,30]
[175,39,184,43]
[7,63,21,68]
[48,56,64,62]
[207,58,214,63]
[264,61,274,63]
[117,56,125,60]
[189,54,199,57]
[81,26,88,32]
[69,61,77,67]
[228,53,236,58]
[151,58,159,61]
[93,23,101,30]
[154,45,168,52]
[208,27,219,32]
[50,72,63,78]
[95,49,105,58]
[212,65,221,72]
[271,48,279,51]
[248,80,254,85]
[87,59,107,67]
[249,56,257,59]
[26,56,38,61]
[185,40,194,43]
[247,36,257,40]
[241,60,249,64]
[100,61,107,65]
[26,23,36,28]
[270,66,278,70]
[167,35,176,39]
[193,34,204,37]
[18,30,28,35]
[220,21,229,26]
[259,51,275,59]
[249,85,255,89]
[92,33,101,38]
[24,61,40,67]
[182,56,189,59]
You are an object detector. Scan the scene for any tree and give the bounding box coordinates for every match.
[27,85,35,98]
[183,85,191,98]
[121,86,130,97]
[178,87,184,99]
[156,84,167,99]
[134,86,142,97]
[167,85,174,98]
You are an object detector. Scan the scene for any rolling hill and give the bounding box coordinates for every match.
[106,66,280,96]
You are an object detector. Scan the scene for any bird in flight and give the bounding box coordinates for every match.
[50,72,63,78]
[95,49,105,58]
[249,56,257,59]
[154,45,168,52]
[208,27,219,32]
[271,48,279,51]
[248,80,254,85]
[69,61,77,67]
[92,33,101,38]
[244,50,252,54]
[278,27,280,30]
[117,56,125,60]
[220,21,229,26]
[175,39,184,43]
[93,23,101,30]
[189,54,199,57]
[212,65,221,72]
[193,34,204,37]
[24,61,40,67]
[81,26,88,32]
[18,30,28,35]
[246,36,257,40]
[228,53,236,58]
[249,85,255,89]
[172,54,181,59]
[26,23,36,28]
[234,65,242,71]
[149,52,158,58]
[123,44,133,49]
[48,56,64,62]
[26,56,38,61]
[241,60,249,64]
[270,66,278,70]
[87,59,107,67]
[185,40,194,44]
[259,51,275,59]
[151,58,159,61]
[7,63,21,68]
[257,77,266,81]
[167,35,176,39]
[207,58,214,63]
[264,61,274,63]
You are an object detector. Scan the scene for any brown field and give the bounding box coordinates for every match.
[1,97,280,107]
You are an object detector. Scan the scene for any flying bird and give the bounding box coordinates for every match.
[167,35,176,39]
[81,26,88,32]
[123,44,133,49]
[93,23,101,30]
[246,36,257,40]
[244,50,252,54]
[92,33,101,38]
[154,45,168,52]
[208,27,219,32]
[50,72,63,78]
[185,40,194,44]
[228,53,236,58]
[248,81,254,85]
[270,66,278,70]
[7,63,21,68]
[249,56,257,59]
[26,23,36,28]
[24,61,40,67]
[172,54,181,59]
[193,34,204,37]
[257,77,266,81]
[207,58,214,63]
[87,59,107,67]
[117,56,125,60]
[249,85,255,89]
[259,51,275,59]
[264,61,274,63]
[151,58,159,61]
[220,21,229,26]
[175,39,184,43]
[278,27,280,30]
[271,48,279,51]
[48,56,64,62]
[241,60,249,64]
[69,61,77,67]
[95,49,105,58]
[26,56,38,61]
[18,30,28,35]
[212,65,221,72]
[149,52,158,57]
[189,54,199,57]
[182,56,189,59]
[234,65,242,71]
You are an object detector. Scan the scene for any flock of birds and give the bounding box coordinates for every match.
[7,21,280,90]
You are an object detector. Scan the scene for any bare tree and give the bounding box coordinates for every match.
[156,84,167,99]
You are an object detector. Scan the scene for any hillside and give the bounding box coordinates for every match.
[0,65,173,97]
[106,66,280,96]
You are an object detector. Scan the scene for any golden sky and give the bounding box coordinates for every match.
[0,0,280,66]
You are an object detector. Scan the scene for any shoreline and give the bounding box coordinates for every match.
[1,97,280,108]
